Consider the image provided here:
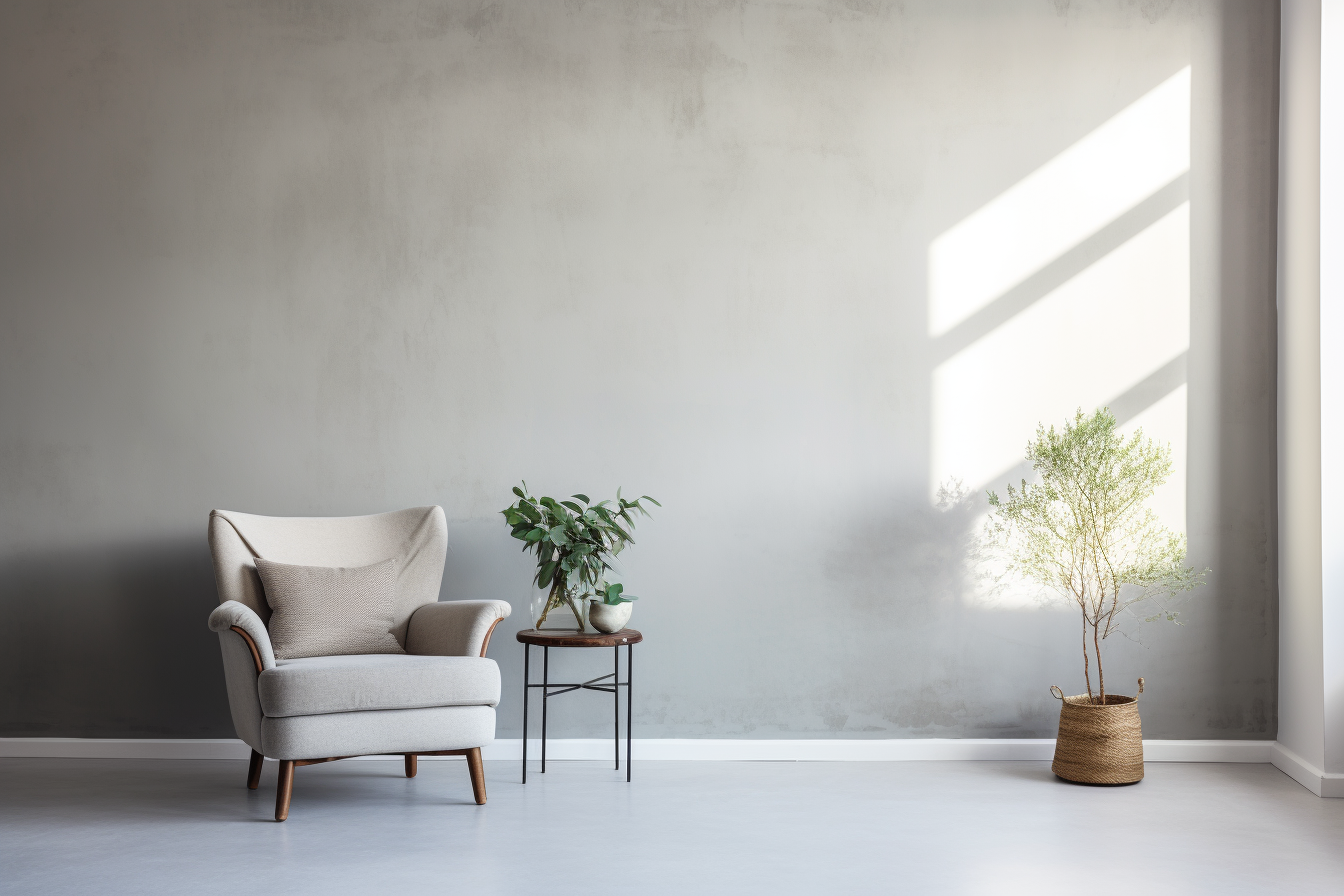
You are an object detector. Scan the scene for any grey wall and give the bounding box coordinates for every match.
[0,0,1278,740]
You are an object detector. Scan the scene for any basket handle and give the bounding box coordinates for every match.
[1049,685,1064,700]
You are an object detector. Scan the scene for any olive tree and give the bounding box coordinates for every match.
[986,408,1205,703]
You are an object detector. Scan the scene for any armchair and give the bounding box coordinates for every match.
[206,506,511,821]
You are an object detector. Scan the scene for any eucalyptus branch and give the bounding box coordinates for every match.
[502,482,660,628]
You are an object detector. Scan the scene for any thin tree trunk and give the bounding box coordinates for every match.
[1093,621,1105,704]
[1081,609,1094,702]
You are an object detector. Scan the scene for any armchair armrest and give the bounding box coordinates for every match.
[406,600,512,657]
[208,600,276,671]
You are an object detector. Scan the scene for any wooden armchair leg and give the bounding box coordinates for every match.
[466,747,486,805]
[405,754,418,778]
[247,750,264,790]
[275,760,295,822]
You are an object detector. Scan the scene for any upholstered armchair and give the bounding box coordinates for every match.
[206,506,511,821]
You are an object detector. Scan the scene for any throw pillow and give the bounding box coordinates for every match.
[254,557,405,660]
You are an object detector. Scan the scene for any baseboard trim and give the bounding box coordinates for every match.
[1142,739,1275,763]
[1270,742,1344,797]
[1,736,1277,764]
[0,738,252,760]
[9,737,1334,797]
[489,738,1065,761]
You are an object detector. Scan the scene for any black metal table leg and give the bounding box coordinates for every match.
[522,644,530,783]
[614,645,620,770]
[541,645,549,774]
[626,643,633,783]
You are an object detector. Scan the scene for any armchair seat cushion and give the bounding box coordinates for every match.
[258,654,501,718]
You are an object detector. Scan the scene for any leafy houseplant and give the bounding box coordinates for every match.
[986,408,1206,783]
[502,483,659,630]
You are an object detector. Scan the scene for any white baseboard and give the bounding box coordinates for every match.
[0,738,253,760]
[9,737,1336,797]
[1270,742,1344,797]
[490,738,1276,762]
[1142,739,1275,763]
[0,736,1276,764]
[491,738,1062,761]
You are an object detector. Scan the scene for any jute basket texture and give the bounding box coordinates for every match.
[1050,678,1145,785]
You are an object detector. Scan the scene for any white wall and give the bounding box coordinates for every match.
[1279,0,1325,777]
[1321,0,1344,781]
[1277,0,1344,797]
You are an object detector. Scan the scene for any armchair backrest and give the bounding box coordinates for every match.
[208,506,448,647]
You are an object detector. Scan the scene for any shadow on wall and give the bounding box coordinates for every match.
[0,538,232,738]
[818,487,1074,738]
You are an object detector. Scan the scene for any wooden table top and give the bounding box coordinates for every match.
[515,628,643,648]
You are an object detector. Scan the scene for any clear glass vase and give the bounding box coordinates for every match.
[530,588,587,631]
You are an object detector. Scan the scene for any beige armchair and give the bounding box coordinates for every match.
[206,506,510,821]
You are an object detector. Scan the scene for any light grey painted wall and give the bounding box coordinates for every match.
[0,0,1278,740]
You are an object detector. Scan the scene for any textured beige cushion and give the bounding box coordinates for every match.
[254,558,405,660]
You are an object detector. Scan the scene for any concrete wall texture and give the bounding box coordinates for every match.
[0,1,1279,740]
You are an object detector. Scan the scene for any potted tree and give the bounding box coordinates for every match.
[502,483,659,632]
[986,408,1205,784]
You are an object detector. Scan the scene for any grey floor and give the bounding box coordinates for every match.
[2,759,1342,895]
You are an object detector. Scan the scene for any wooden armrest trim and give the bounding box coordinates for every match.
[480,617,504,657]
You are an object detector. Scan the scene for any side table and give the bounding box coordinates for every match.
[516,628,643,783]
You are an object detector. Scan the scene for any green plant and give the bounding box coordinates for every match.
[502,483,660,629]
[986,408,1206,703]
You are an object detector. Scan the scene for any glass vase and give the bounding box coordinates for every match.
[530,588,587,631]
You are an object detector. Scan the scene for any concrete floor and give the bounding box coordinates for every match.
[2,759,1342,895]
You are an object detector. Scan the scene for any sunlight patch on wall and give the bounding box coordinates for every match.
[1118,382,1187,535]
[927,67,1195,611]
[931,202,1190,502]
[960,380,1188,613]
[927,67,1191,338]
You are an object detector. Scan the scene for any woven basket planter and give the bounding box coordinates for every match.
[1050,678,1145,785]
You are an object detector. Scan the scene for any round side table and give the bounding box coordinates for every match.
[516,628,643,783]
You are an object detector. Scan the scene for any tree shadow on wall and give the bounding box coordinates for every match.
[819,484,1072,739]
[822,482,990,627]
[0,538,233,738]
